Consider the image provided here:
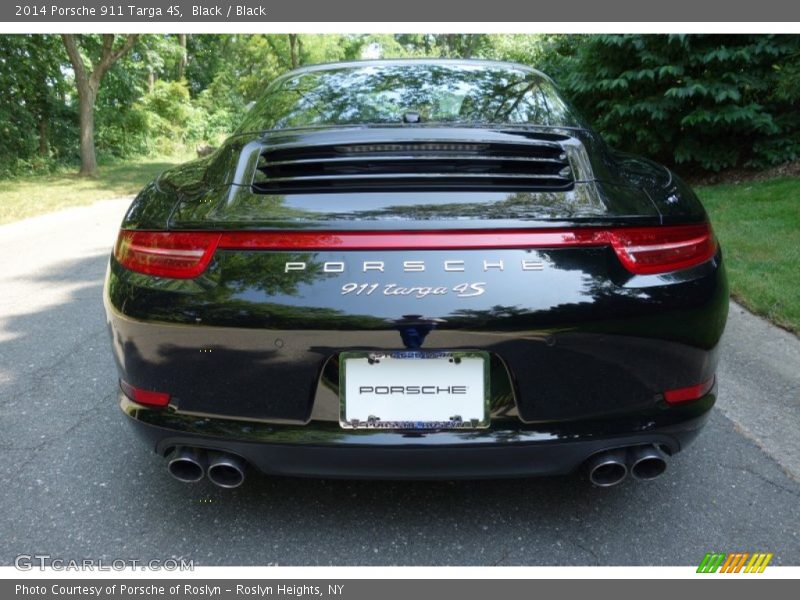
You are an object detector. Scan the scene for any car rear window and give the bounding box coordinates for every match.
[235,62,585,132]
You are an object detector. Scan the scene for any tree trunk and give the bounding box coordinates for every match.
[147,66,155,93]
[464,35,477,59]
[77,83,98,177]
[178,34,187,79]
[443,34,455,57]
[38,117,48,157]
[289,34,299,69]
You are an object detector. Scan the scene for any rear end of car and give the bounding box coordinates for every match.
[104,61,728,487]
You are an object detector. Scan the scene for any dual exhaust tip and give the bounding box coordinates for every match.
[586,445,668,487]
[167,447,246,488]
[168,444,664,489]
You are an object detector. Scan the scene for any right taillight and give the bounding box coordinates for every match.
[608,223,717,275]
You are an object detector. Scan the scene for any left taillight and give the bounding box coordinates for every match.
[113,230,221,279]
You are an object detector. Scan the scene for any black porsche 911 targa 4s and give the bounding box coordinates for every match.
[104,59,728,488]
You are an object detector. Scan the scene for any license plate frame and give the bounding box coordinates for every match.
[338,350,490,430]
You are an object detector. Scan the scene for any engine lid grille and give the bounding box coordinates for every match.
[252,139,575,194]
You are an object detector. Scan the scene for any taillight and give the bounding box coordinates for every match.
[608,223,717,275]
[113,230,221,278]
[120,380,171,408]
[663,376,715,405]
[112,223,716,279]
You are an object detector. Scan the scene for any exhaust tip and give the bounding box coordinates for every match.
[629,446,668,480]
[586,450,628,487]
[167,447,205,483]
[590,462,627,487]
[206,452,246,489]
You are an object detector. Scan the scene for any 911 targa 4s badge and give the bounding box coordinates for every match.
[104,59,728,488]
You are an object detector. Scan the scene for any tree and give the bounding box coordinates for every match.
[0,35,69,166]
[288,34,299,69]
[61,34,139,176]
[3,33,795,180]
[558,34,800,171]
[177,34,187,79]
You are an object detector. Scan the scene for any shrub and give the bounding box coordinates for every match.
[557,34,800,172]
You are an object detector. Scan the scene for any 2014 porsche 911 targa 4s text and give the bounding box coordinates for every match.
[104,60,728,488]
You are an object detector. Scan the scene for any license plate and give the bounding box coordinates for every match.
[339,351,490,430]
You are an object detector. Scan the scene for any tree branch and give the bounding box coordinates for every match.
[101,34,114,60]
[108,34,139,65]
[61,34,88,87]
[92,34,140,86]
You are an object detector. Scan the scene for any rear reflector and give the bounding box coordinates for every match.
[120,380,171,408]
[114,223,716,278]
[663,377,715,405]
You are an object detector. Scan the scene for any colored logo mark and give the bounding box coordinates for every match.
[697,552,773,573]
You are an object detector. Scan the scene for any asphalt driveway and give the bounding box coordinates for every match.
[0,199,798,566]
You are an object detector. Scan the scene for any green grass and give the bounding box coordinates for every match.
[698,177,800,334]
[0,155,189,225]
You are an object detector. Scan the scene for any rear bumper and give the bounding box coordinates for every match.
[121,388,714,480]
[105,248,728,427]
[108,240,727,480]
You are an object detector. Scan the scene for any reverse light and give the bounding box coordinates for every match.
[114,230,221,279]
[663,377,715,405]
[119,380,171,408]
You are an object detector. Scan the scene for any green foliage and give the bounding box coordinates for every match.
[365,34,496,61]
[556,34,800,172]
[484,34,577,78]
[138,80,206,150]
[0,34,74,176]
[95,103,150,157]
[1,34,799,177]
